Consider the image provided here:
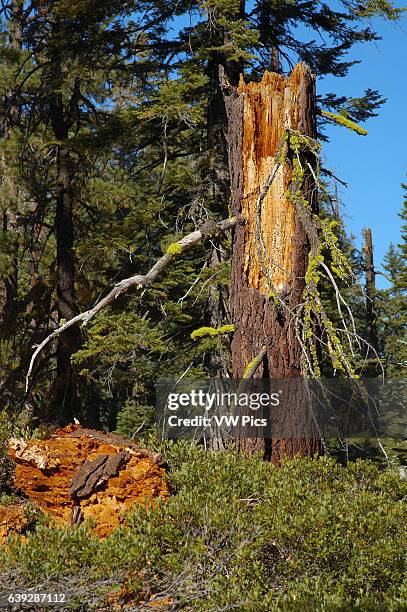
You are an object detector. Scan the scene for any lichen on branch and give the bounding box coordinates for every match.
[191,324,235,341]
[256,128,373,378]
[321,110,368,136]
[166,242,183,257]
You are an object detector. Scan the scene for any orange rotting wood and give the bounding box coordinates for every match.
[7,424,169,537]
[238,65,309,293]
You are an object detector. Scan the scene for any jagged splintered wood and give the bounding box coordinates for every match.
[222,63,323,463]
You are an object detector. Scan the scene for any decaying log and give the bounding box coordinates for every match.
[0,504,32,546]
[8,424,169,536]
[69,451,131,500]
[64,426,166,467]
[223,64,323,463]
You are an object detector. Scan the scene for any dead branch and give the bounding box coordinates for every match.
[26,216,237,391]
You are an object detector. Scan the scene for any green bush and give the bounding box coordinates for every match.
[0,409,41,496]
[115,400,156,442]
[0,443,406,610]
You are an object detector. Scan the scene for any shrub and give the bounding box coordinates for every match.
[115,400,156,441]
[0,443,406,610]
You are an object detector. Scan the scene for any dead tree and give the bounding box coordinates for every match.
[223,64,324,464]
[363,228,378,354]
[26,66,363,454]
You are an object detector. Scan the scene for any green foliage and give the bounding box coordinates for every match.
[0,409,41,495]
[377,245,406,375]
[0,413,14,495]
[73,310,168,368]
[1,522,101,579]
[376,185,407,375]
[0,0,402,424]
[377,199,407,378]
[1,447,406,609]
[115,400,156,442]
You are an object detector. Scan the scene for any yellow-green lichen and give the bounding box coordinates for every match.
[285,130,321,212]
[191,324,235,341]
[318,217,353,280]
[302,247,358,378]
[256,127,359,378]
[268,289,279,304]
[166,242,183,257]
[241,346,267,380]
[321,110,368,136]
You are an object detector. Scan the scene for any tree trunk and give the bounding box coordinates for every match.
[43,67,81,424]
[47,141,80,424]
[363,228,378,353]
[204,1,245,380]
[223,64,323,464]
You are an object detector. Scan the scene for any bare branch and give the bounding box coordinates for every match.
[26,217,237,391]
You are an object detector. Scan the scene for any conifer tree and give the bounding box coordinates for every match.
[0,1,185,422]
[377,185,407,376]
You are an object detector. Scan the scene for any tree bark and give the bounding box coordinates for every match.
[223,64,323,464]
[204,1,245,380]
[45,66,81,424]
[47,140,81,424]
[363,228,378,353]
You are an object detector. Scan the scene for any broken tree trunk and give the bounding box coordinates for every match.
[223,64,323,464]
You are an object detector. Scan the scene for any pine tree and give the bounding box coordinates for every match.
[375,182,406,376]
[378,238,407,376]
[0,1,185,422]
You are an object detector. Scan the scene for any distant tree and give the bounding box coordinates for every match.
[362,229,378,350]
[377,184,407,376]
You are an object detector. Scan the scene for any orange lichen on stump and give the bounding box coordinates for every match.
[7,425,169,537]
[238,64,311,293]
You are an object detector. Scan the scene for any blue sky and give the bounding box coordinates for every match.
[318,6,406,287]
